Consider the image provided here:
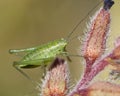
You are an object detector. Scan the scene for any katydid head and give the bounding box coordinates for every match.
[55,38,67,48]
[59,38,68,47]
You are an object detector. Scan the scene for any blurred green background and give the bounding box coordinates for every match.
[0,0,120,96]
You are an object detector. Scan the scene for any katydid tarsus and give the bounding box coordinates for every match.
[9,0,103,80]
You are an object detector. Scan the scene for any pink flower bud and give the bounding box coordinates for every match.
[41,58,69,96]
[83,8,111,64]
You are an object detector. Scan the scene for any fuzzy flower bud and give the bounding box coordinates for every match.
[83,7,111,64]
[41,58,69,96]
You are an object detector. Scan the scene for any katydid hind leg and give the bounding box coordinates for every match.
[18,57,54,66]
[13,62,34,82]
[13,63,39,87]
[14,58,53,79]
[9,46,39,54]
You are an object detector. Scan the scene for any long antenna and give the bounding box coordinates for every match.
[66,0,103,41]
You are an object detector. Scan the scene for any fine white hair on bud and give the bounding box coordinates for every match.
[82,7,111,65]
[40,58,70,96]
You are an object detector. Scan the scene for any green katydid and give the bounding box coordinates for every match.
[10,39,70,80]
[9,0,102,80]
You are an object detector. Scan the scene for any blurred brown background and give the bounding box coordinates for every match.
[0,0,119,96]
